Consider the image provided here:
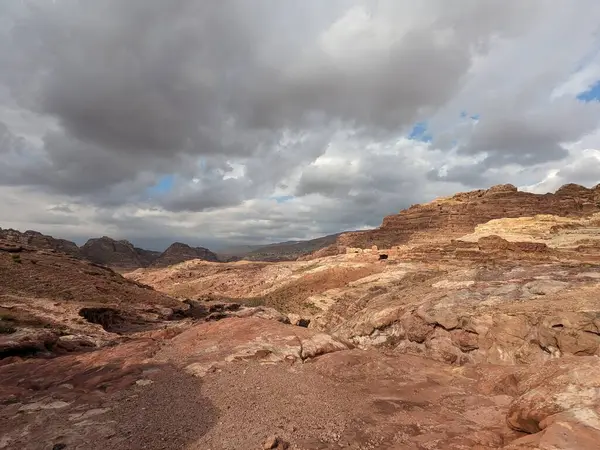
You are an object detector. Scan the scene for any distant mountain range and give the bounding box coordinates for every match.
[0,227,341,269]
[218,233,342,262]
[0,229,218,270]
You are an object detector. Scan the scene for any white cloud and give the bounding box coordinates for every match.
[0,0,600,248]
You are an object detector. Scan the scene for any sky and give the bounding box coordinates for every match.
[1,0,600,250]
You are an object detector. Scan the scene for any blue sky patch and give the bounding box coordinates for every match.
[577,80,600,102]
[148,174,175,194]
[272,195,294,203]
[408,122,432,142]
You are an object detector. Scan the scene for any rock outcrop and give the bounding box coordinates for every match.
[313,183,600,257]
[80,236,161,269]
[0,229,219,270]
[151,242,219,267]
[0,237,181,358]
[0,228,80,257]
[129,209,600,369]
[460,212,600,249]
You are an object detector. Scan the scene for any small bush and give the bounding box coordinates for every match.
[11,254,21,264]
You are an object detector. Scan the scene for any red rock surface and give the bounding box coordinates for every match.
[0,227,80,257]
[3,184,600,449]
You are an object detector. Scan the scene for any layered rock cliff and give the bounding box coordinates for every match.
[80,236,161,269]
[312,183,600,257]
[0,228,80,257]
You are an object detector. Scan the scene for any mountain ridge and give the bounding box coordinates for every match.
[3,182,600,268]
[306,182,600,259]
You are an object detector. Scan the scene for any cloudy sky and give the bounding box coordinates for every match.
[1,0,600,250]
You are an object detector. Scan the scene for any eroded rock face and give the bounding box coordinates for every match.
[4,184,600,449]
[0,228,80,257]
[153,317,350,378]
[80,236,161,269]
[150,242,219,267]
[0,328,59,358]
[503,356,600,449]
[128,229,600,369]
[0,238,181,357]
[312,261,600,366]
[314,183,600,256]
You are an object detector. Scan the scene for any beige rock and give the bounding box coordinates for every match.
[263,435,289,449]
[153,317,349,372]
[507,357,600,434]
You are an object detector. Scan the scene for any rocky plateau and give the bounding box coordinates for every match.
[2,183,600,449]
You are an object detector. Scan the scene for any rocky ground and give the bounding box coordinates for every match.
[2,184,600,449]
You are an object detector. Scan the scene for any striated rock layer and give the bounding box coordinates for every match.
[0,228,80,257]
[310,183,600,257]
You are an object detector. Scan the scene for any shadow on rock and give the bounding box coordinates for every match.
[0,343,218,450]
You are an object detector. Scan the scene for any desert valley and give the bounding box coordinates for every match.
[2,183,600,449]
[2,3,600,449]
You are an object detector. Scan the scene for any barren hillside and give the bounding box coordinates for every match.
[3,183,600,449]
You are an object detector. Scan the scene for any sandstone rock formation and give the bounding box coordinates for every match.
[150,242,219,267]
[80,236,161,269]
[0,227,80,257]
[129,234,600,367]
[0,228,221,270]
[0,238,180,358]
[4,183,600,449]
[460,212,600,249]
[310,183,600,258]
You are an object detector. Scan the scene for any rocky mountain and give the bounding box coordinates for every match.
[0,229,219,270]
[151,242,219,267]
[80,236,162,270]
[222,233,342,262]
[309,183,600,258]
[215,244,263,261]
[4,182,600,449]
[0,227,80,257]
[135,247,163,267]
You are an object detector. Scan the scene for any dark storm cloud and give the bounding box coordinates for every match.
[0,128,181,200]
[160,178,251,212]
[8,1,256,153]
[47,204,74,213]
[4,1,538,156]
[1,0,348,205]
[0,121,27,155]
